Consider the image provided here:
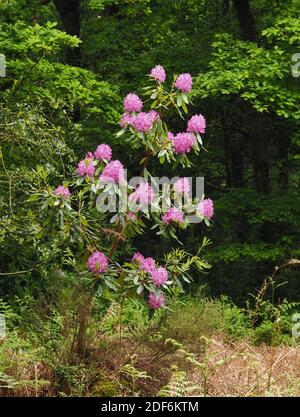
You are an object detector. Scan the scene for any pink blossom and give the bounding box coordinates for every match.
[86,151,94,159]
[132,252,144,264]
[121,111,158,131]
[172,132,196,154]
[174,178,190,195]
[162,207,184,225]
[129,182,154,205]
[120,112,135,127]
[148,110,159,122]
[123,93,143,113]
[150,65,166,83]
[128,211,136,221]
[140,257,156,273]
[133,112,155,132]
[167,132,175,141]
[175,73,193,93]
[87,251,108,274]
[151,267,168,287]
[198,198,214,220]
[100,160,125,184]
[187,114,206,134]
[77,153,95,177]
[148,292,165,309]
[94,144,112,161]
[54,185,71,198]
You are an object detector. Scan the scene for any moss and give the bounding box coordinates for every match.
[91,372,120,397]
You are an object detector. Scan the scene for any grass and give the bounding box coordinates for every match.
[0,294,300,397]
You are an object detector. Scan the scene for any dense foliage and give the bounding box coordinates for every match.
[0,0,300,398]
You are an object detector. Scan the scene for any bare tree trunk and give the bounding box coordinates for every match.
[230,134,244,187]
[277,124,290,192]
[253,159,269,193]
[223,0,230,15]
[73,291,93,355]
[222,113,232,187]
[232,0,256,41]
[53,0,81,66]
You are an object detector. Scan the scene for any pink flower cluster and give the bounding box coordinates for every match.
[87,251,108,274]
[148,292,164,309]
[150,65,166,83]
[54,185,71,198]
[198,198,214,219]
[131,253,168,286]
[187,114,206,134]
[123,93,143,113]
[132,252,145,264]
[162,207,184,225]
[175,73,192,93]
[121,88,159,133]
[120,113,135,128]
[140,257,156,273]
[131,252,168,308]
[100,160,125,184]
[120,110,158,132]
[77,152,95,177]
[132,110,158,132]
[174,177,190,195]
[168,132,175,141]
[167,114,206,156]
[129,182,154,205]
[76,144,119,182]
[151,267,168,287]
[171,132,196,154]
[94,144,112,161]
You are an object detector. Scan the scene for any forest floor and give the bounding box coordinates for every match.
[1,297,300,397]
[92,333,300,397]
[189,335,300,397]
[1,331,300,397]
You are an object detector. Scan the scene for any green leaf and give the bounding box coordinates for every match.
[137,284,144,295]
[159,155,165,164]
[116,128,126,137]
[182,100,188,114]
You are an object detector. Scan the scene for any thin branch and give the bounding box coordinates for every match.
[0,268,34,276]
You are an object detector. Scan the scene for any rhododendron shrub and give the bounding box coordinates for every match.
[31,66,213,341]
[118,68,206,168]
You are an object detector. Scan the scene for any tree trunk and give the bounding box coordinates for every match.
[230,135,244,187]
[53,0,81,66]
[53,0,81,121]
[253,159,269,193]
[222,107,244,188]
[222,114,232,187]
[232,0,256,41]
[249,112,270,194]
[277,124,290,192]
[73,292,93,355]
[223,0,230,15]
